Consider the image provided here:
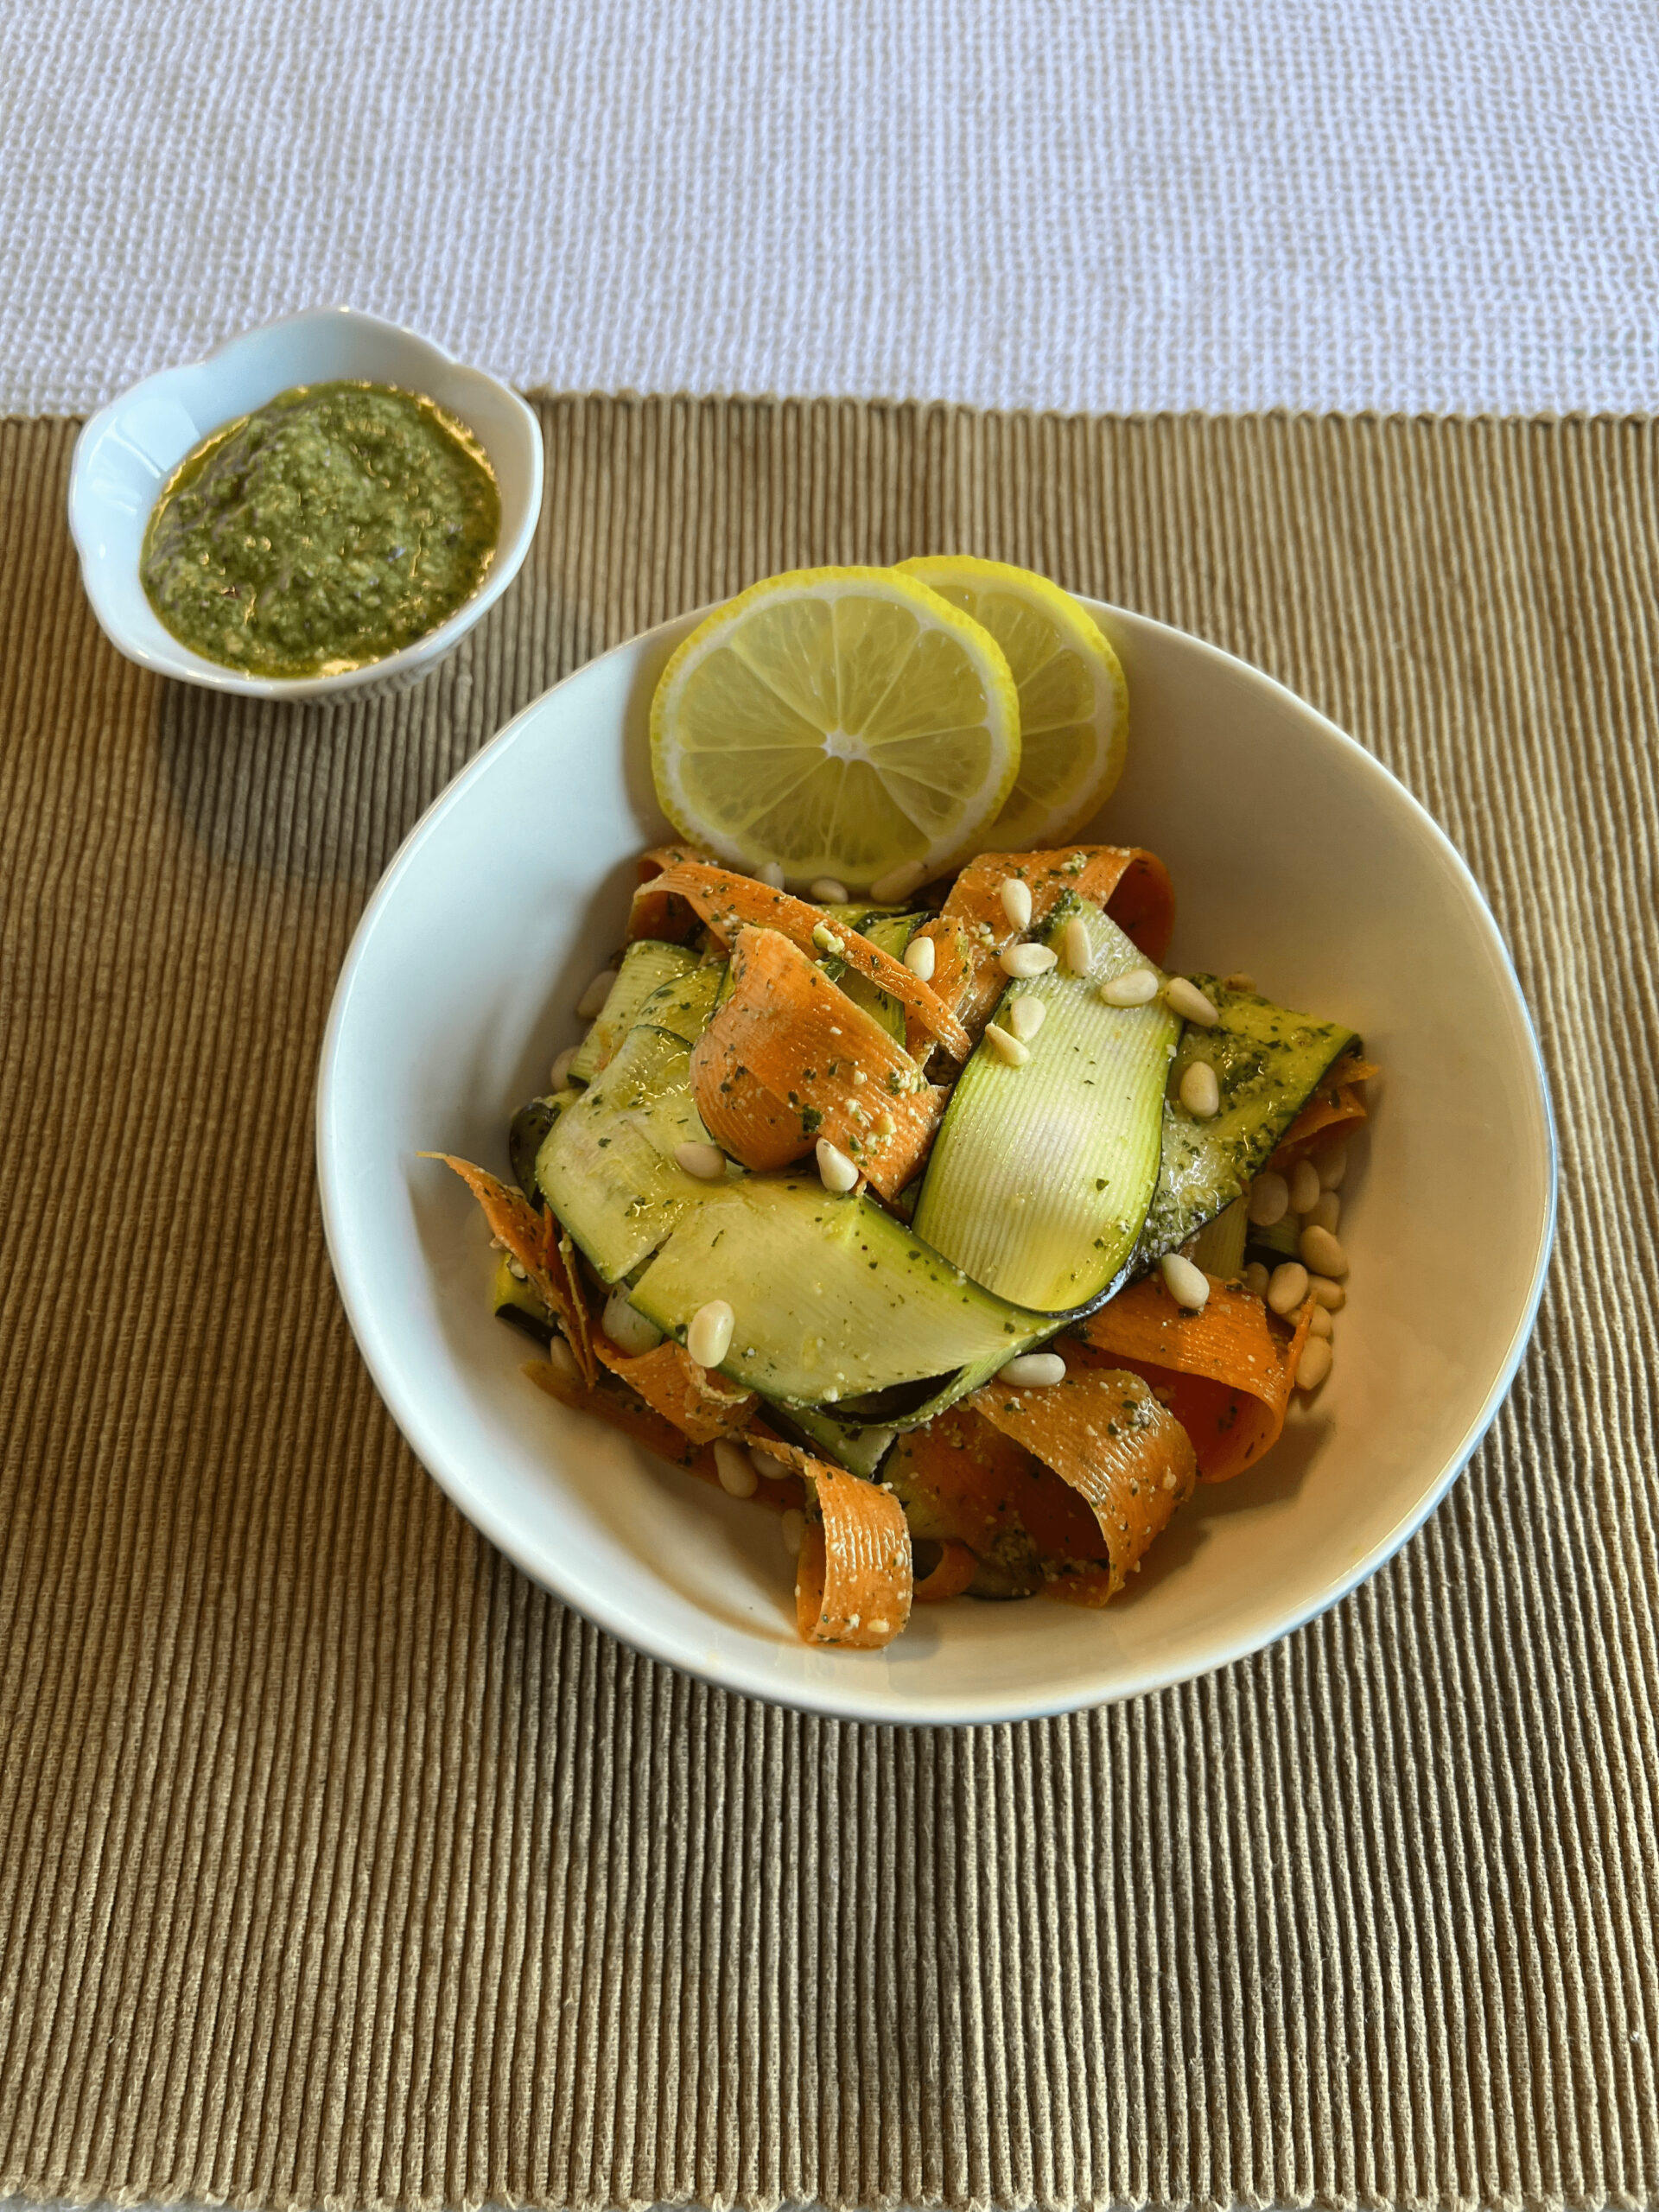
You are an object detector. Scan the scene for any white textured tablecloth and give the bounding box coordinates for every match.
[4,0,1658,419]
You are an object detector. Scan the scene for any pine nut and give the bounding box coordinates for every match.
[1306,1274,1345,1310]
[544,1334,580,1382]
[1061,916,1092,975]
[1000,878,1033,930]
[714,1440,759,1497]
[1000,942,1059,979]
[1305,1189,1341,1235]
[674,1139,727,1180]
[816,1137,859,1192]
[1308,1305,1333,1340]
[983,1022,1029,1065]
[749,1440,787,1480]
[904,934,937,982]
[1179,1060,1220,1117]
[686,1299,734,1368]
[1289,1158,1321,1213]
[1165,976,1219,1025]
[1243,1262,1270,1298]
[810,876,850,905]
[550,1046,579,1090]
[1160,1252,1211,1310]
[1100,968,1160,1006]
[872,859,928,903]
[757,860,785,888]
[601,1287,664,1355]
[779,1508,807,1555]
[575,967,618,1019]
[1248,1171,1289,1226]
[1318,1140,1348,1189]
[1223,971,1255,993]
[998,1351,1066,1386]
[1267,1261,1309,1316]
[1295,1337,1333,1390]
[1007,995,1046,1042]
[1299,1224,1349,1278]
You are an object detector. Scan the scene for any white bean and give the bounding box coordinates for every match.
[674,1139,727,1180]
[998,1351,1066,1387]
[1295,1337,1333,1391]
[1000,942,1059,979]
[1306,1274,1345,1310]
[686,1299,734,1368]
[1243,1261,1270,1298]
[871,859,928,903]
[779,1508,807,1555]
[757,860,786,888]
[1160,1252,1211,1310]
[809,876,849,905]
[904,933,937,982]
[1305,1189,1341,1235]
[575,967,618,1019]
[816,1137,860,1192]
[1308,1305,1333,1340]
[1000,878,1033,930]
[1007,995,1046,1042]
[983,1022,1029,1065]
[1288,1158,1322,1214]
[550,1046,580,1091]
[1318,1141,1349,1190]
[1100,969,1160,1006]
[1248,1171,1289,1227]
[1165,976,1219,1026]
[1299,1224,1349,1278]
[1061,916,1092,976]
[714,1440,759,1497]
[1267,1261,1309,1316]
[601,1288,664,1355]
[1179,1060,1220,1118]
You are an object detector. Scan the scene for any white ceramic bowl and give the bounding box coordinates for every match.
[67,308,543,702]
[317,601,1554,1726]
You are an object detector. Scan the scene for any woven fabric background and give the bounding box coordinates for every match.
[2,399,1657,2212]
[6,0,1659,418]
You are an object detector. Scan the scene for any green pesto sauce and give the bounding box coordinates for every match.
[140,381,500,677]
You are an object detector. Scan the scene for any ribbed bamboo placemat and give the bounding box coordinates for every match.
[2,402,1656,2212]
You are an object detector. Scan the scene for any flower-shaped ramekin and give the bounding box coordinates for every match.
[67,307,543,702]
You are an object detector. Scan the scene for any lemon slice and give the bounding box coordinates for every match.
[896,556,1127,849]
[650,567,1020,893]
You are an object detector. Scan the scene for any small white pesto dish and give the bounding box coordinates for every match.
[67,307,543,702]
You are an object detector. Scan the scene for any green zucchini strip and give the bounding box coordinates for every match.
[627,1176,1042,1415]
[569,938,702,1084]
[912,896,1179,1313]
[536,1021,722,1284]
[1135,978,1356,1267]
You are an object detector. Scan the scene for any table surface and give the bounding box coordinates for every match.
[5,0,1659,420]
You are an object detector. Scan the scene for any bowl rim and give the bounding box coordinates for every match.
[67,304,544,702]
[316,598,1559,1726]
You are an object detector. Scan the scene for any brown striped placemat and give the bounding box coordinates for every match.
[2,402,1656,2212]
